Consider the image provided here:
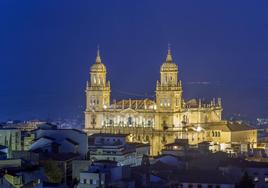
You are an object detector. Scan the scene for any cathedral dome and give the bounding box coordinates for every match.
[160,48,178,72]
[90,49,106,72]
[161,62,178,72]
[90,62,106,72]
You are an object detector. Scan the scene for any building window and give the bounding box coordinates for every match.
[188,184,193,188]
[215,185,220,188]
[128,117,132,125]
[265,176,268,183]
[93,180,97,185]
[91,115,96,125]
[197,185,202,188]
[83,179,87,184]
[90,179,93,184]
[183,115,188,123]
[93,76,96,84]
[176,97,179,106]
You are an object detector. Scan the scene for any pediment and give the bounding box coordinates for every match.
[119,108,138,114]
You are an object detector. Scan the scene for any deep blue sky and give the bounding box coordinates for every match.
[0,1,268,121]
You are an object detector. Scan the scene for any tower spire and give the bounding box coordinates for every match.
[96,45,101,63]
[166,43,173,62]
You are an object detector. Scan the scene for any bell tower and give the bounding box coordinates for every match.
[156,47,182,112]
[155,47,183,130]
[85,48,110,129]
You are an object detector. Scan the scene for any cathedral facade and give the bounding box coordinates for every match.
[84,48,256,155]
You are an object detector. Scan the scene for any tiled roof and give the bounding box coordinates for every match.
[175,170,234,184]
[206,121,256,132]
[65,138,79,146]
[90,133,129,138]
[226,122,255,131]
[220,158,268,168]
[33,136,55,142]
[128,142,150,148]
[93,160,118,165]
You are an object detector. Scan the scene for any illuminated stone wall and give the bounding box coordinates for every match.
[84,48,256,156]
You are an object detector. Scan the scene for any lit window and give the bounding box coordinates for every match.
[93,76,96,84]
[254,176,259,182]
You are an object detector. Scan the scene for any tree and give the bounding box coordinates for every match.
[43,160,63,184]
[237,172,254,188]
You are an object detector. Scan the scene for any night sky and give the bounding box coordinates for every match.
[0,1,268,121]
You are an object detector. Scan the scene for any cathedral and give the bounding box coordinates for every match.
[84,47,257,155]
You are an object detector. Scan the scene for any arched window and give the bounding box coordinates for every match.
[205,115,208,123]
[91,115,96,125]
[128,117,132,125]
[93,76,96,84]
[183,115,188,123]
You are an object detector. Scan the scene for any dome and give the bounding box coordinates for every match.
[160,48,178,72]
[90,62,106,72]
[161,62,178,72]
[90,48,106,72]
